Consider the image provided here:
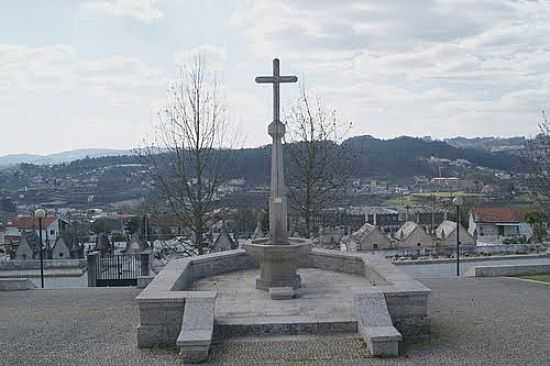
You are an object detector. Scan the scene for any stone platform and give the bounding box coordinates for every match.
[194,268,368,337]
[136,249,430,362]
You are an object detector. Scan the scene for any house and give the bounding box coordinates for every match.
[124,234,148,254]
[399,207,448,233]
[51,237,71,259]
[468,208,532,244]
[14,235,39,260]
[349,223,393,251]
[209,229,237,253]
[6,215,69,246]
[395,221,434,249]
[435,220,475,247]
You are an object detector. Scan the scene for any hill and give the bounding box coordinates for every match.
[0,135,527,207]
[0,148,132,167]
[444,136,526,154]
[343,135,525,178]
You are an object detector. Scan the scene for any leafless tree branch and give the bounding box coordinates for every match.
[139,56,229,254]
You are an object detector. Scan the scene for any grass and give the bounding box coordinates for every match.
[518,274,550,283]
[383,191,486,208]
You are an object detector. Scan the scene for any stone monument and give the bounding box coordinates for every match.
[136,58,431,362]
[243,59,311,298]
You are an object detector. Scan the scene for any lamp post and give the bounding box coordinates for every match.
[452,197,464,277]
[35,208,46,288]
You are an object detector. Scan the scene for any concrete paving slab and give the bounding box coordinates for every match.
[193,268,372,329]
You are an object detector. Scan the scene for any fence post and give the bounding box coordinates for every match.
[140,253,151,276]
[87,252,98,287]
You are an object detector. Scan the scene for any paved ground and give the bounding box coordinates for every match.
[194,268,371,325]
[1,277,550,365]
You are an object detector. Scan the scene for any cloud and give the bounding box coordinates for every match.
[0,44,164,107]
[83,0,163,23]
[0,43,169,154]
[231,0,550,138]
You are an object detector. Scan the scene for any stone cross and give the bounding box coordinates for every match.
[255,58,297,244]
[255,58,298,123]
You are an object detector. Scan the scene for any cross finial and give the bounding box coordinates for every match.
[255,58,298,122]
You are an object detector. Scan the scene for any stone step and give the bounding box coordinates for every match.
[208,334,372,364]
[176,294,216,364]
[214,318,358,339]
[354,292,402,357]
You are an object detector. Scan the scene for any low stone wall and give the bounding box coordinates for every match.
[136,250,253,348]
[360,254,431,340]
[467,264,550,278]
[0,278,35,291]
[394,252,550,266]
[382,244,548,259]
[0,259,86,270]
[473,244,547,256]
[189,250,257,283]
[301,249,391,286]
[301,249,364,275]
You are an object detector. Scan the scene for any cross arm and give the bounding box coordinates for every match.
[255,76,275,83]
[279,76,298,83]
[255,76,298,84]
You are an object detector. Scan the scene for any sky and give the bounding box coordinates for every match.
[1,0,549,155]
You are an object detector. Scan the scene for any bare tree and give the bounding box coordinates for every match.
[526,111,550,218]
[284,88,351,238]
[141,56,228,254]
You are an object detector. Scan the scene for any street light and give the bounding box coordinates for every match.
[34,208,46,288]
[452,196,464,277]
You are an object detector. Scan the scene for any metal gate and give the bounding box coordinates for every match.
[95,254,143,287]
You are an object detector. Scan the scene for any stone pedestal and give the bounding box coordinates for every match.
[243,239,311,291]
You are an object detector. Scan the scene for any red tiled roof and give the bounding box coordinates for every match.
[472,208,524,223]
[6,216,57,230]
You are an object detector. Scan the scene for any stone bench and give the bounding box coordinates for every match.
[354,292,402,357]
[0,278,35,291]
[176,293,217,363]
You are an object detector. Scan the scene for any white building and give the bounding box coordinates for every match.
[469,208,532,244]
[435,220,475,247]
[348,223,394,251]
[395,221,434,249]
[51,237,71,259]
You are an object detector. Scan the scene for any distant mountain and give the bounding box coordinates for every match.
[444,136,526,154]
[342,135,525,177]
[0,148,132,167]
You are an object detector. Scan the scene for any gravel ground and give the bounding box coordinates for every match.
[1,277,550,365]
